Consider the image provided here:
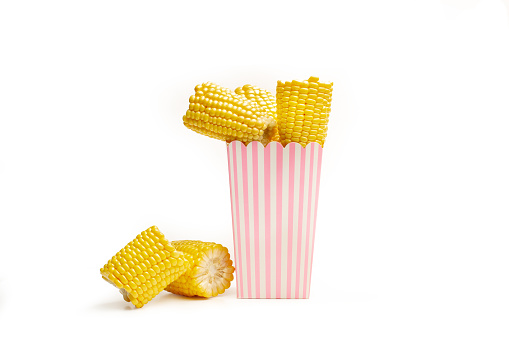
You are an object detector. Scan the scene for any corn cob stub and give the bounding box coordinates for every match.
[183,82,277,146]
[234,84,279,142]
[165,240,235,298]
[100,226,190,308]
[276,76,333,148]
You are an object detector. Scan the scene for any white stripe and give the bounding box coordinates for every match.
[257,143,266,298]
[246,143,256,298]
[270,143,277,298]
[228,145,239,297]
[290,145,301,298]
[235,143,248,298]
[299,145,311,298]
[280,144,290,298]
[306,144,319,297]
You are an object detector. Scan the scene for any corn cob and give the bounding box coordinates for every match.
[235,84,279,142]
[100,226,190,308]
[183,82,277,146]
[165,240,235,298]
[276,76,333,148]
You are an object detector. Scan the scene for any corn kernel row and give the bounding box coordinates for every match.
[182,82,277,146]
[235,84,280,142]
[276,76,333,148]
[165,240,235,298]
[100,226,190,308]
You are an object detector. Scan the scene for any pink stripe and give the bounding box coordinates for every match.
[231,142,243,298]
[227,145,233,223]
[276,144,283,298]
[303,144,315,298]
[227,145,235,296]
[252,143,260,299]
[308,144,323,298]
[241,145,252,298]
[295,146,306,298]
[286,143,296,298]
[264,143,271,298]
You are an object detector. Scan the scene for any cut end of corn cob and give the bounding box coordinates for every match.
[100,226,190,308]
[235,84,280,142]
[276,76,333,148]
[165,240,235,298]
[183,82,277,146]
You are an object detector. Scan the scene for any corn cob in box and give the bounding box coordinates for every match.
[165,240,235,298]
[100,226,190,308]
[276,76,333,147]
[182,82,278,146]
[235,84,279,142]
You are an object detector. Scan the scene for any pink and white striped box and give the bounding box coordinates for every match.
[227,141,323,299]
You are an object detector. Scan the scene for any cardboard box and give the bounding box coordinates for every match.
[227,141,323,298]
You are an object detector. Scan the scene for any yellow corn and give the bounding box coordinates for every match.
[235,84,279,142]
[276,76,333,148]
[100,226,190,308]
[183,82,277,146]
[165,240,235,298]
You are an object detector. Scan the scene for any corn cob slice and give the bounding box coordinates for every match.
[165,240,235,298]
[276,76,333,148]
[235,84,280,142]
[100,226,190,308]
[183,82,277,146]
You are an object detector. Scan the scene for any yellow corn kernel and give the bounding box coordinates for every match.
[183,82,277,146]
[100,226,190,308]
[235,84,280,142]
[165,240,235,298]
[276,76,333,148]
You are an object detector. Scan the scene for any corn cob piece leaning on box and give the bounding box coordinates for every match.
[165,240,235,298]
[276,76,333,148]
[235,84,280,142]
[182,82,278,146]
[100,226,190,308]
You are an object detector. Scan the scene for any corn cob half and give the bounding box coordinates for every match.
[276,76,333,148]
[165,240,235,298]
[235,84,279,142]
[183,82,277,146]
[100,226,190,308]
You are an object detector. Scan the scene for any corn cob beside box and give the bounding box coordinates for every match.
[100,226,190,308]
[182,82,278,146]
[165,240,235,298]
[276,76,333,148]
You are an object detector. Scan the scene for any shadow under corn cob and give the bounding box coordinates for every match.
[276,76,333,147]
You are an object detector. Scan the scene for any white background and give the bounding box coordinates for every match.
[1,0,508,338]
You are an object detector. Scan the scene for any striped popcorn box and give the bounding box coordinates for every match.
[227,140,323,298]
